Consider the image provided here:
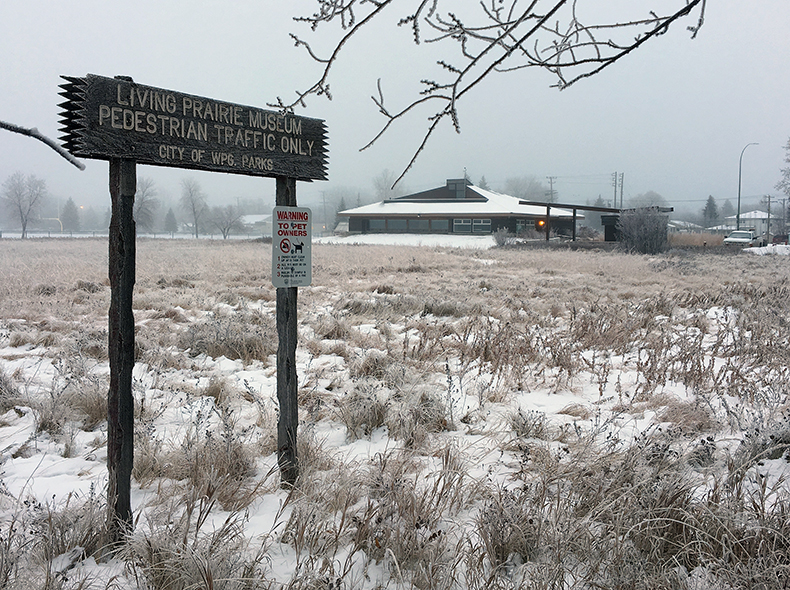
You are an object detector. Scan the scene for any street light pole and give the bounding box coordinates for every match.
[737,142,759,230]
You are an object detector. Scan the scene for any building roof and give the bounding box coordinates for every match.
[725,210,779,220]
[339,179,579,219]
[240,214,271,225]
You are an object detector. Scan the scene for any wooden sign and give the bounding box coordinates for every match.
[59,74,328,182]
[272,206,312,288]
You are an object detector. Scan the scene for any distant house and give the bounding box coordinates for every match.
[240,214,272,237]
[667,220,704,233]
[725,210,780,236]
[339,178,580,236]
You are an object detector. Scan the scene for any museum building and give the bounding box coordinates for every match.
[339,178,579,235]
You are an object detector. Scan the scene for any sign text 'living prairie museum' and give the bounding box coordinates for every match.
[59,74,328,181]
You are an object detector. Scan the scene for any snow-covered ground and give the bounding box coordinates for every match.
[1,238,789,589]
[315,232,497,249]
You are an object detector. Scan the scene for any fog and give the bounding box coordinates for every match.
[1,1,789,225]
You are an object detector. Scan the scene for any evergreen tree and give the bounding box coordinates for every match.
[702,195,719,227]
[721,199,735,219]
[478,176,490,190]
[60,197,81,232]
[82,206,100,231]
[164,208,178,234]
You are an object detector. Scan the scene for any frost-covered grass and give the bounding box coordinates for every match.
[0,238,789,589]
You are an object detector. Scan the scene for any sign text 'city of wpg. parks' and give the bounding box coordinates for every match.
[59,74,328,181]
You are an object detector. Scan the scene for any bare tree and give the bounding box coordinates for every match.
[618,208,669,254]
[134,177,160,232]
[1,172,47,238]
[210,204,245,239]
[776,137,790,199]
[373,169,407,201]
[504,175,547,200]
[179,178,207,238]
[628,190,667,209]
[278,1,706,185]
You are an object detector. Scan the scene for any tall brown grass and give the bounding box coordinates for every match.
[0,238,788,588]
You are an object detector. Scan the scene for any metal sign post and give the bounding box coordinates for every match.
[59,74,328,535]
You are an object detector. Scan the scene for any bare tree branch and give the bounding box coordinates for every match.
[0,119,86,171]
[283,0,706,185]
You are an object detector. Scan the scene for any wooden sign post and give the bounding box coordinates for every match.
[59,74,328,538]
[275,178,299,486]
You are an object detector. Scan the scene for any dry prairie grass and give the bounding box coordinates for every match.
[1,238,789,589]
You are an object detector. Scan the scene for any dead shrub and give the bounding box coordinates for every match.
[558,403,593,420]
[477,487,541,569]
[423,300,467,317]
[151,307,188,323]
[35,284,57,296]
[657,398,718,434]
[509,408,549,440]
[203,375,232,407]
[0,368,22,412]
[337,387,388,440]
[64,382,108,431]
[618,208,669,255]
[315,315,350,341]
[180,309,276,364]
[349,350,391,380]
[123,484,261,590]
[387,392,449,448]
[75,280,102,293]
[156,276,194,289]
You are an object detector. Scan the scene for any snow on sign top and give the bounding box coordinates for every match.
[272,207,312,288]
[59,74,328,181]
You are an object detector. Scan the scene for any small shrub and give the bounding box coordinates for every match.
[423,300,466,317]
[493,227,514,247]
[75,280,102,293]
[337,387,388,440]
[510,407,549,440]
[203,375,232,407]
[64,382,108,431]
[0,368,21,412]
[349,350,391,380]
[477,487,541,568]
[618,208,669,254]
[123,485,262,590]
[180,309,276,364]
[387,392,449,447]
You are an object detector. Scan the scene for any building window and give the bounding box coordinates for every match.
[431,219,449,232]
[369,219,385,231]
[453,218,472,233]
[408,218,430,231]
[388,218,407,231]
[473,219,491,233]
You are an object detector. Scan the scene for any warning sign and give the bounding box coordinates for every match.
[272,206,312,288]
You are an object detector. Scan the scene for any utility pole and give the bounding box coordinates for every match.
[612,172,618,206]
[619,173,625,208]
[321,191,327,235]
[764,194,772,244]
[546,176,557,202]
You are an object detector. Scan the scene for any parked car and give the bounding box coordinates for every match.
[722,230,766,247]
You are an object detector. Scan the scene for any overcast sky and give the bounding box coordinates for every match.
[1,1,789,218]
